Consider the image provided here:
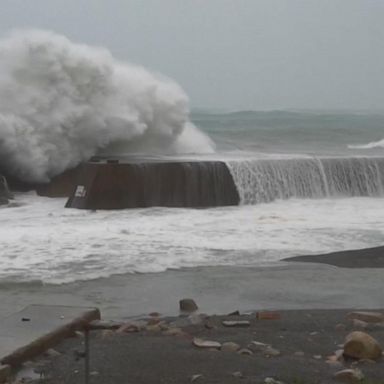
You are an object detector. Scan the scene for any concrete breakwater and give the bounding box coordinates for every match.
[65,160,240,209]
[4,156,384,209]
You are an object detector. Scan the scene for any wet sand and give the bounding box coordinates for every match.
[1,260,384,320]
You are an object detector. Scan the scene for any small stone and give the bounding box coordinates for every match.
[116,323,140,333]
[326,360,344,369]
[149,312,161,317]
[238,348,253,356]
[313,355,322,360]
[351,358,376,366]
[90,371,99,376]
[293,351,305,357]
[101,329,115,339]
[264,378,285,384]
[44,348,61,357]
[248,341,269,352]
[347,311,384,324]
[333,368,364,383]
[263,346,281,357]
[147,317,161,326]
[75,331,84,338]
[221,342,241,352]
[310,331,318,336]
[336,323,346,331]
[251,341,269,347]
[191,374,203,382]
[159,323,169,331]
[343,331,382,360]
[232,371,243,378]
[204,318,215,329]
[179,298,198,312]
[193,338,221,349]
[352,319,368,329]
[222,320,250,327]
[146,324,162,332]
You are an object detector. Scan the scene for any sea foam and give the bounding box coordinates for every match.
[0,30,213,182]
[348,139,384,149]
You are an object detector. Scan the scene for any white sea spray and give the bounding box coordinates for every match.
[0,30,213,182]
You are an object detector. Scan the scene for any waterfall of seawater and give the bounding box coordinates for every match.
[227,157,384,204]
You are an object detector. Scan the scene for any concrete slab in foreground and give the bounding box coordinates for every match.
[0,304,100,376]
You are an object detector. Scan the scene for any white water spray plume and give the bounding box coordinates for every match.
[0,30,214,182]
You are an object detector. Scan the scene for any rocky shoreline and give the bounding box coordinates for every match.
[285,246,384,269]
[10,303,384,384]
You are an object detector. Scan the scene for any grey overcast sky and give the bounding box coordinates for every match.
[0,0,383,111]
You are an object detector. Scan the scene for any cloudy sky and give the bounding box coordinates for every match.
[0,0,383,110]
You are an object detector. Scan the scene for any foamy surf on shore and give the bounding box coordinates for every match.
[1,192,384,284]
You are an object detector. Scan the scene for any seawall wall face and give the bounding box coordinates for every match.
[65,161,240,209]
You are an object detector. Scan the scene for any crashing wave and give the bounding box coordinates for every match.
[0,30,213,182]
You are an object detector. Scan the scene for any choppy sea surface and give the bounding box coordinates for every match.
[1,110,384,284]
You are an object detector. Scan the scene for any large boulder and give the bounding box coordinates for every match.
[343,331,382,360]
[0,175,13,205]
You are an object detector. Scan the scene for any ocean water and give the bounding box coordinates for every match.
[1,110,384,284]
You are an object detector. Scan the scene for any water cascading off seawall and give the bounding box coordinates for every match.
[227,157,384,204]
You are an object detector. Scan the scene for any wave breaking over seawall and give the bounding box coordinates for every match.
[227,157,384,204]
[0,30,213,182]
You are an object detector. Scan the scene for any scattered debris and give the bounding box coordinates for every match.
[335,323,346,331]
[264,377,285,384]
[263,346,281,357]
[191,374,203,382]
[100,329,115,339]
[222,320,250,327]
[347,311,384,324]
[204,318,215,329]
[193,338,221,349]
[44,349,61,357]
[116,323,140,333]
[352,319,369,329]
[237,348,253,356]
[251,341,269,347]
[221,342,241,352]
[333,368,364,383]
[145,324,162,332]
[256,312,281,320]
